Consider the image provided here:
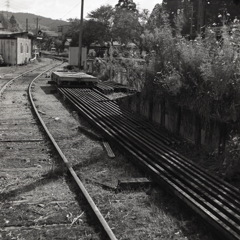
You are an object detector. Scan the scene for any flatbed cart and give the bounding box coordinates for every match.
[51,71,98,87]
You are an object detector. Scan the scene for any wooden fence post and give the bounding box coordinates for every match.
[161,101,165,127]
[195,114,201,145]
[218,122,227,154]
[176,106,181,135]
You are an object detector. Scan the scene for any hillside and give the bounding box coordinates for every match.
[1,11,68,32]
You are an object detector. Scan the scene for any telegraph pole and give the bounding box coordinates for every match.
[78,0,84,70]
[197,0,206,35]
[5,0,10,19]
[34,17,41,35]
[189,1,194,37]
[26,18,28,32]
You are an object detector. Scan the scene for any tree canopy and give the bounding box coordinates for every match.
[66,2,149,51]
[66,17,108,51]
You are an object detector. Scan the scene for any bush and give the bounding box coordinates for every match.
[140,22,240,123]
[222,133,240,179]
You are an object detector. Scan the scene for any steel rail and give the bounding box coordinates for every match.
[58,87,240,240]
[0,65,49,96]
[92,89,177,146]
[80,88,173,146]
[88,91,240,203]
[70,89,240,195]
[28,73,117,240]
[67,88,240,211]
[71,89,240,220]
[80,89,240,195]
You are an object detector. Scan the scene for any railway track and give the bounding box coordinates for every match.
[58,87,240,240]
[0,60,117,240]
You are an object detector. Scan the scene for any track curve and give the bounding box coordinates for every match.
[0,60,117,240]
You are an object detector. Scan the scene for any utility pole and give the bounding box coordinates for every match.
[197,0,206,35]
[5,0,10,19]
[26,18,28,32]
[110,38,113,81]
[189,1,194,37]
[78,0,84,70]
[34,17,41,35]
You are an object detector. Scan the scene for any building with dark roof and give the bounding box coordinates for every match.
[0,31,32,65]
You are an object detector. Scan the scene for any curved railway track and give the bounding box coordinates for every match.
[0,61,117,240]
[58,87,240,240]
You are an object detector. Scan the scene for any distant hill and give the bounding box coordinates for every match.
[1,11,69,32]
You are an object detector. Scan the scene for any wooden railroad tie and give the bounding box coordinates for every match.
[102,141,115,158]
[117,177,155,191]
[78,126,103,141]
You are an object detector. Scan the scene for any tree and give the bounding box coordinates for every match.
[87,5,113,25]
[233,0,240,5]
[87,3,147,50]
[111,8,141,45]
[83,20,108,50]
[66,17,108,53]
[162,0,240,35]
[87,5,114,43]
[115,0,137,12]
[146,4,167,30]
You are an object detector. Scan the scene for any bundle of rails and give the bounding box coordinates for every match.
[58,87,240,240]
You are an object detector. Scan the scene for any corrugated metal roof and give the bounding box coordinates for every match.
[0,31,31,38]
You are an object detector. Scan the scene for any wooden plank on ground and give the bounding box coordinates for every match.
[102,141,115,158]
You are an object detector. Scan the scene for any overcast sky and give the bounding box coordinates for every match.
[3,0,162,21]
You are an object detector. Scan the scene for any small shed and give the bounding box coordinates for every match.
[0,31,32,65]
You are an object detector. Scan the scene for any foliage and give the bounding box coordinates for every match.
[140,15,240,123]
[222,133,240,178]
[66,18,108,51]
[115,0,137,12]
[141,14,179,74]
[111,8,142,46]
[67,4,150,55]
[146,4,166,31]
[163,0,240,37]
[87,5,113,24]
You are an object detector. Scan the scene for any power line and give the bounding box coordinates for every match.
[60,2,80,19]
[46,2,80,27]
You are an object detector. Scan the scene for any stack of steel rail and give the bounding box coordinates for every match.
[58,87,240,240]
[95,82,115,94]
[95,81,136,94]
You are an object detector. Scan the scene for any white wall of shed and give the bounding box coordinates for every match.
[17,38,32,64]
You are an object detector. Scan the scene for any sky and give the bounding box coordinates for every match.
[2,0,162,21]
